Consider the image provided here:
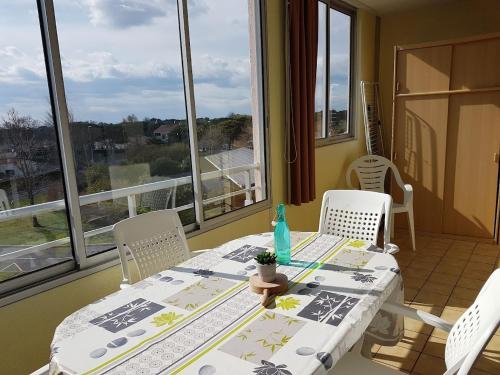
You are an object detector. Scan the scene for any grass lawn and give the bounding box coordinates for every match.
[0,211,69,246]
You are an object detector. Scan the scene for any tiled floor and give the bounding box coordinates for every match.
[370,230,500,375]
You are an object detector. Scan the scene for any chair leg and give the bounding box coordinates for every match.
[391,213,395,240]
[408,206,416,251]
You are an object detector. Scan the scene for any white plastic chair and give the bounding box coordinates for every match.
[114,209,202,289]
[318,190,398,254]
[332,268,500,375]
[0,189,11,214]
[346,155,415,251]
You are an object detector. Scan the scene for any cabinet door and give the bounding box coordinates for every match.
[396,46,452,94]
[394,96,450,233]
[443,92,500,238]
[451,37,500,90]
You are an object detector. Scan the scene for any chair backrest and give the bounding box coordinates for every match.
[445,268,500,375]
[113,209,190,285]
[318,190,392,247]
[346,154,406,193]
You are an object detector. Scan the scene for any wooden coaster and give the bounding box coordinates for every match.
[250,273,288,307]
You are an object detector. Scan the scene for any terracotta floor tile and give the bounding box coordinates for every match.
[450,240,476,250]
[473,245,500,258]
[474,354,500,374]
[395,256,414,268]
[405,265,433,278]
[397,330,429,352]
[413,289,449,307]
[422,247,448,256]
[445,249,472,261]
[483,335,500,359]
[374,345,420,372]
[420,282,454,296]
[404,287,418,303]
[427,272,459,286]
[438,257,468,268]
[469,369,496,375]
[422,336,446,358]
[417,254,442,264]
[461,268,490,281]
[469,254,497,265]
[450,286,479,302]
[403,275,426,289]
[464,261,495,273]
[446,295,472,310]
[430,307,463,339]
[412,353,446,375]
[432,264,464,276]
[456,276,486,291]
[405,304,443,335]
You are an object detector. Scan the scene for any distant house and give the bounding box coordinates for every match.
[153,125,173,143]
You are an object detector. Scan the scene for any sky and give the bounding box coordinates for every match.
[316,4,351,114]
[0,0,351,124]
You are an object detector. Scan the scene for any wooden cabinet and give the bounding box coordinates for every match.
[392,34,500,239]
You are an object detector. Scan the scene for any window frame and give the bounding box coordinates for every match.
[315,0,357,147]
[0,0,270,304]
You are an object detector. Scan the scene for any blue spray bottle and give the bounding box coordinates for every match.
[273,203,291,265]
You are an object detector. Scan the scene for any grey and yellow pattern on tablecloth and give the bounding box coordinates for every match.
[50,232,402,375]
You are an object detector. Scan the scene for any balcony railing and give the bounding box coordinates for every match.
[0,163,259,262]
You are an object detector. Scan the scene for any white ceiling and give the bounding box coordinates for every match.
[351,0,457,15]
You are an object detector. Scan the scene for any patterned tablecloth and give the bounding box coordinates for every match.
[50,232,403,375]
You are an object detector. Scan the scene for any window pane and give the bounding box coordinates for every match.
[314,2,327,139]
[54,0,195,256]
[0,2,73,282]
[188,0,267,220]
[328,9,351,137]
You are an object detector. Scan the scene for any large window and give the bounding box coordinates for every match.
[0,2,74,288]
[0,0,267,297]
[315,1,355,143]
[189,0,267,219]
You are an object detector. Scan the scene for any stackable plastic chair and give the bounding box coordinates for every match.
[332,268,500,374]
[346,155,415,251]
[318,190,398,254]
[0,189,10,216]
[114,209,198,289]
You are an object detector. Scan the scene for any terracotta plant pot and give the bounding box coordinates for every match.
[256,262,276,282]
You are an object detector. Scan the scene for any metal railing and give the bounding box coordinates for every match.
[0,163,259,262]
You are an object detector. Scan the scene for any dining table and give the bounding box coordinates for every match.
[49,231,404,375]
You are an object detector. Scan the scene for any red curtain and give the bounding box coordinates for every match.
[288,0,318,205]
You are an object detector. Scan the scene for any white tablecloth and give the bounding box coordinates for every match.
[50,232,403,375]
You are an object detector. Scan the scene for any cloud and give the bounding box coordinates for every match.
[192,54,250,89]
[84,0,173,29]
[0,46,46,85]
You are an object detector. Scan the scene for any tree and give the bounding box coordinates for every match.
[2,109,47,227]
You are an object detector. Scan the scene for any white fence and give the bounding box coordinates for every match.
[0,164,259,262]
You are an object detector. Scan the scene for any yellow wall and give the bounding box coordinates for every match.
[378,0,500,153]
[0,4,377,374]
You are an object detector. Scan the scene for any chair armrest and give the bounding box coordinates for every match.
[403,184,413,205]
[190,249,211,258]
[384,243,400,254]
[381,301,453,332]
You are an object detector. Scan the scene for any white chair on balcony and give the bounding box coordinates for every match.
[113,209,206,289]
[318,190,398,254]
[0,189,10,214]
[346,155,415,251]
[332,268,500,374]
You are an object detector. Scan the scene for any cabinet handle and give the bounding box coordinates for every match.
[494,152,499,163]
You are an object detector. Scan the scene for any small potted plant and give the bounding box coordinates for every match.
[254,251,277,282]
